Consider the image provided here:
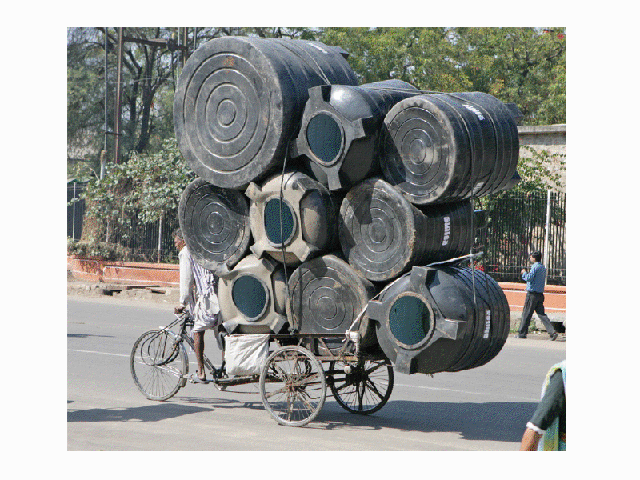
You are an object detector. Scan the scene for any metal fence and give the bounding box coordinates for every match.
[476,190,566,285]
[67,183,181,263]
[68,186,566,282]
[103,213,182,263]
[67,182,86,240]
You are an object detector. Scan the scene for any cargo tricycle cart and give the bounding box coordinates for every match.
[130,312,394,427]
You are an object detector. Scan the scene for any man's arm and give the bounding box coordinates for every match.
[522,263,538,282]
[520,371,565,450]
[177,249,194,312]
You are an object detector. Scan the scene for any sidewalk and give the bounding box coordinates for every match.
[67,274,180,305]
[509,310,566,336]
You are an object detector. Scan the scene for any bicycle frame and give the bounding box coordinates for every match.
[158,312,220,378]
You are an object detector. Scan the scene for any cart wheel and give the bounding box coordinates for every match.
[259,346,326,427]
[327,358,394,414]
[130,330,188,401]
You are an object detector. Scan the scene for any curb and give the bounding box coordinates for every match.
[67,278,180,305]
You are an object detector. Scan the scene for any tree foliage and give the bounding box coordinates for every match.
[67,27,566,170]
[82,138,193,225]
[67,27,185,166]
[75,139,193,261]
[450,27,566,125]
[320,27,472,91]
[514,146,566,193]
[318,27,565,126]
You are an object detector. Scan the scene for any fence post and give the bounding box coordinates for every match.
[157,214,163,263]
[72,183,77,240]
[543,189,551,272]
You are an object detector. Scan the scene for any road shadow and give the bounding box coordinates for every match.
[177,396,264,411]
[309,399,537,443]
[67,395,266,424]
[67,402,211,423]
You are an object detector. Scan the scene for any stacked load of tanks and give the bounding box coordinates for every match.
[174,36,521,375]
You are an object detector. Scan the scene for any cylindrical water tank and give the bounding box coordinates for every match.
[173,36,359,189]
[217,254,288,334]
[362,264,510,375]
[178,178,251,276]
[246,171,338,266]
[380,92,520,205]
[339,178,474,282]
[292,80,420,190]
[287,254,376,340]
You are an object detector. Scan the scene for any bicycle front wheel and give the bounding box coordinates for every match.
[130,330,189,401]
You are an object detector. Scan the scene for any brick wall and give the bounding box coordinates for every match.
[67,257,565,312]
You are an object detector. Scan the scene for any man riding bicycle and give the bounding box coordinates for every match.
[173,228,221,383]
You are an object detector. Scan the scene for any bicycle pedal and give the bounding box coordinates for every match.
[187,375,213,384]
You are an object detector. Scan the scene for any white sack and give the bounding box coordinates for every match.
[224,334,270,376]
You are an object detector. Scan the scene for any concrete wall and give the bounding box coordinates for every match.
[518,124,566,154]
[518,124,566,190]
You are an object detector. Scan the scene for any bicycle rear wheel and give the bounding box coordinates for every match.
[130,330,189,401]
[327,358,394,414]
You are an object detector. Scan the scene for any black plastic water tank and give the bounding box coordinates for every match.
[246,171,338,266]
[173,36,359,189]
[380,92,520,205]
[217,254,288,334]
[292,80,420,190]
[362,263,510,375]
[287,254,376,338]
[178,178,251,276]
[339,178,474,282]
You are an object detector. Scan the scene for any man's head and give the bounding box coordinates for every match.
[174,228,186,251]
[530,251,542,263]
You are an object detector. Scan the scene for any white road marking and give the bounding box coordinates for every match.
[69,349,129,358]
[68,350,539,401]
[395,383,487,395]
[395,382,538,402]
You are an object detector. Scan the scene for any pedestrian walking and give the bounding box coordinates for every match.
[520,360,566,450]
[517,251,558,340]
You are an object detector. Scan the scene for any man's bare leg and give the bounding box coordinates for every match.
[193,331,206,380]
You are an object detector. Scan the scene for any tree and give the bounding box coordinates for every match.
[319,27,473,91]
[67,27,188,170]
[82,138,193,225]
[67,28,107,176]
[451,27,566,125]
[318,28,565,124]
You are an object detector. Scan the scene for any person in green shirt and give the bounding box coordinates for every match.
[520,360,566,451]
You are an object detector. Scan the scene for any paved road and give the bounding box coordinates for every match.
[67,296,566,451]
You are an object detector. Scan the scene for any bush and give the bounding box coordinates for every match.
[67,238,133,261]
[76,138,194,262]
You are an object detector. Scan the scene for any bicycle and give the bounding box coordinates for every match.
[130,312,224,401]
